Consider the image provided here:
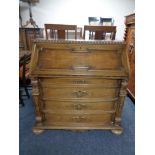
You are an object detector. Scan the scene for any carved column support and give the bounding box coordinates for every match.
[123,27,127,41]
[31,77,43,126]
[114,80,128,127]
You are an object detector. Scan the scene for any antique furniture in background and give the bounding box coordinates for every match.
[88,17,114,26]
[30,39,130,135]
[44,24,77,39]
[83,25,116,40]
[77,27,83,39]
[124,13,135,102]
[19,53,31,106]
[19,28,44,51]
[100,18,114,26]
[88,17,100,25]
[19,0,39,27]
[20,0,39,2]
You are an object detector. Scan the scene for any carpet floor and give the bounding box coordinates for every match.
[19,92,135,155]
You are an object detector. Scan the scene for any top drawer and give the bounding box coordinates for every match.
[37,48,122,71]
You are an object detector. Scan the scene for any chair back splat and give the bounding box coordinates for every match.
[45,24,77,39]
[83,25,116,40]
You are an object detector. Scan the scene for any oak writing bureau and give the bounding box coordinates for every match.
[30,39,130,135]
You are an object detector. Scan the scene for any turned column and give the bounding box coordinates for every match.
[112,80,128,135]
[31,77,43,126]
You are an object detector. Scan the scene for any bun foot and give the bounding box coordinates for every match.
[111,129,123,135]
[32,128,44,135]
[70,129,89,132]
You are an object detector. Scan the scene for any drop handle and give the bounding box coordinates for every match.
[72,80,88,84]
[73,103,86,110]
[72,90,88,97]
[70,48,91,53]
[71,65,92,71]
[72,116,86,122]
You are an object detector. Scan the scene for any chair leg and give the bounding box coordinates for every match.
[24,86,30,98]
[19,90,24,106]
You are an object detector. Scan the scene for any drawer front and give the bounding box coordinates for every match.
[38,48,122,70]
[40,77,120,87]
[43,100,117,111]
[41,86,119,99]
[44,113,113,124]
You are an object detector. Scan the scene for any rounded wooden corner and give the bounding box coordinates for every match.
[111,129,123,135]
[32,128,44,135]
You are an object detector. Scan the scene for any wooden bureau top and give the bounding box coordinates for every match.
[33,38,125,45]
[125,13,135,25]
[30,39,130,79]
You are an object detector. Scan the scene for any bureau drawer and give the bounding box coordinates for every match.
[40,77,120,87]
[44,113,113,124]
[38,48,122,70]
[41,86,119,99]
[43,99,117,111]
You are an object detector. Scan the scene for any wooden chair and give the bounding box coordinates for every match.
[83,25,116,40]
[44,24,77,39]
[77,27,83,39]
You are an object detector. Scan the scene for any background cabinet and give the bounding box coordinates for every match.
[124,13,135,102]
[19,28,44,51]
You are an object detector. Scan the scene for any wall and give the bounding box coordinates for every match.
[20,0,135,40]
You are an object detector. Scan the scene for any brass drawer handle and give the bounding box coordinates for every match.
[72,80,88,84]
[71,65,92,71]
[73,103,87,110]
[72,90,88,97]
[72,116,86,122]
[70,48,91,53]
